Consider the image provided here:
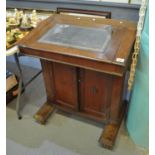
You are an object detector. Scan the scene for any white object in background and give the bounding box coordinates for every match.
[130,0,142,4]
[116,58,125,63]
[6,46,19,56]
[100,0,128,3]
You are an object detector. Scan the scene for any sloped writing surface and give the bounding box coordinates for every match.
[38,24,112,53]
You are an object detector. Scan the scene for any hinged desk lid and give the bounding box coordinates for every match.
[38,24,112,53]
[18,14,136,66]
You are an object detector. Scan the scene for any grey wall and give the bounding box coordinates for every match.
[7,0,140,21]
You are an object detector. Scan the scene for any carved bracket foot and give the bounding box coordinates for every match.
[99,123,120,150]
[34,102,55,124]
[99,102,127,150]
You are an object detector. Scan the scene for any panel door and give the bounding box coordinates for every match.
[79,69,113,120]
[52,62,78,110]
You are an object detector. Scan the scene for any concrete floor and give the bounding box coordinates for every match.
[6,59,148,155]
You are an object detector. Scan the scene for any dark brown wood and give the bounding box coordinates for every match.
[20,47,125,76]
[79,69,113,120]
[18,15,136,67]
[56,8,111,19]
[110,76,125,123]
[40,60,55,103]
[52,62,79,110]
[99,123,119,149]
[99,102,127,149]
[18,14,136,149]
[34,102,55,124]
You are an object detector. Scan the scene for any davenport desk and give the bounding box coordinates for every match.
[18,14,136,149]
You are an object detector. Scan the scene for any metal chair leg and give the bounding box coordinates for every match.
[14,53,24,119]
[14,53,42,119]
[16,78,22,119]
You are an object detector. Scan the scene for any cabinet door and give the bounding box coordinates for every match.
[79,69,113,120]
[53,62,78,110]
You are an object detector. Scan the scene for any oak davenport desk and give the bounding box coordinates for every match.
[18,14,136,149]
